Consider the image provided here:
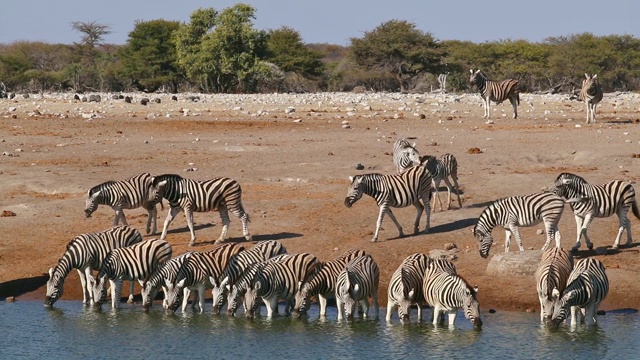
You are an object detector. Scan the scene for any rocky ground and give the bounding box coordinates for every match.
[0,90,639,314]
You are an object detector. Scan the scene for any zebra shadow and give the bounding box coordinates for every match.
[249,232,304,242]
[572,242,640,258]
[466,200,495,209]
[161,223,216,236]
[0,274,49,299]
[428,218,477,234]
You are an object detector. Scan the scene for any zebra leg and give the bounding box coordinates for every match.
[385,300,395,322]
[504,229,513,252]
[612,211,629,249]
[216,206,231,244]
[319,294,328,317]
[422,192,431,233]
[542,222,559,251]
[196,286,206,314]
[413,201,424,234]
[266,298,278,317]
[184,207,197,246]
[510,225,525,252]
[447,310,457,326]
[127,280,135,304]
[580,214,595,251]
[572,215,585,253]
[111,279,122,309]
[584,305,597,325]
[417,304,423,322]
[450,175,462,209]
[336,298,344,321]
[181,288,191,313]
[230,203,252,241]
[115,209,128,226]
[146,206,157,235]
[372,293,379,320]
[360,299,370,319]
[442,177,454,210]
[431,179,444,212]
[431,305,441,326]
[160,207,182,241]
[78,268,89,305]
[624,212,633,246]
[510,97,518,119]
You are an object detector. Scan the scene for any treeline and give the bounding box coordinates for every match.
[1,4,639,95]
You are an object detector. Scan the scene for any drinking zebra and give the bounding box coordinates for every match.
[345,165,433,242]
[140,252,193,311]
[548,172,639,252]
[386,253,431,323]
[473,192,565,258]
[293,249,368,318]
[419,153,462,211]
[45,225,143,307]
[393,138,420,173]
[212,240,287,314]
[534,247,574,322]
[422,260,482,328]
[469,69,520,119]
[578,74,604,124]
[90,238,173,309]
[147,174,252,246]
[335,255,380,321]
[550,258,609,326]
[84,173,160,234]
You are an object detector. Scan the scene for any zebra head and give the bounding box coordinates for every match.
[163,278,184,314]
[139,279,158,311]
[472,226,493,259]
[44,267,64,307]
[398,287,417,323]
[89,274,108,309]
[211,276,229,315]
[462,285,483,329]
[548,173,589,203]
[583,74,600,96]
[147,177,168,206]
[337,281,358,321]
[469,69,486,89]
[242,281,262,319]
[550,287,572,326]
[292,285,312,318]
[345,176,365,208]
[84,189,102,218]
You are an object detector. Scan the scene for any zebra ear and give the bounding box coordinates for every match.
[220,276,229,288]
[138,279,145,288]
[552,287,560,299]
[408,289,415,299]
[561,178,571,185]
[255,281,262,291]
[592,74,597,79]
[473,285,479,294]
[209,276,218,287]
[91,190,101,198]
[353,284,360,293]
[177,278,186,288]
[158,180,168,188]
[470,69,474,74]
[48,268,54,278]
[348,176,354,182]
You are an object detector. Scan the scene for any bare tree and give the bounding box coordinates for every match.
[71,21,111,48]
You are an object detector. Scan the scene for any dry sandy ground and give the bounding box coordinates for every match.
[0,91,639,314]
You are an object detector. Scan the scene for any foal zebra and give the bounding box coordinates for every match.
[335,255,380,321]
[548,172,639,252]
[90,238,173,309]
[386,253,431,323]
[293,249,368,318]
[469,69,520,119]
[419,154,462,211]
[147,174,252,246]
[535,247,574,322]
[345,165,433,242]
[422,260,482,328]
[473,192,565,258]
[578,74,604,124]
[84,173,159,234]
[551,258,609,326]
[45,225,143,307]
[393,138,420,173]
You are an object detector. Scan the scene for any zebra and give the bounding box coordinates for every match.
[550,258,609,326]
[386,253,431,323]
[548,172,640,252]
[335,255,380,321]
[212,240,287,314]
[227,252,320,316]
[393,138,420,173]
[45,225,143,307]
[84,173,160,235]
[89,238,173,309]
[140,252,193,311]
[422,260,482,328]
[578,73,604,124]
[147,174,252,246]
[293,249,368,318]
[345,165,433,242]
[473,192,565,258]
[534,247,574,322]
[469,69,520,119]
[419,153,462,211]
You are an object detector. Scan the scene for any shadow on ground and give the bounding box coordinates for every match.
[0,274,48,299]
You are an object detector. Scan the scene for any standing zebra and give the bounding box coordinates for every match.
[473,192,565,258]
[84,173,160,234]
[335,255,380,321]
[393,138,420,173]
[469,69,520,119]
[212,240,287,314]
[90,238,173,309]
[422,260,482,328]
[386,253,431,323]
[548,172,639,252]
[550,258,609,326]
[45,225,143,307]
[140,252,193,311]
[236,260,301,318]
[293,249,368,318]
[147,174,252,246]
[534,247,574,322]
[345,165,433,242]
[578,73,604,124]
[419,154,462,211]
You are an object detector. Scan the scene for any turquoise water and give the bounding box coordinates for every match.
[0,301,638,359]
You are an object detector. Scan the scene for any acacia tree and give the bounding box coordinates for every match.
[267,27,323,78]
[69,21,111,90]
[350,20,446,92]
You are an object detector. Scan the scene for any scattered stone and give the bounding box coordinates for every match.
[153,98,161,104]
[140,98,149,106]
[1,210,17,217]
[419,114,426,119]
[536,229,544,235]
[467,147,483,154]
[486,250,543,276]
[88,94,101,103]
[444,242,457,250]
[342,124,351,129]
[293,119,302,123]
[171,95,178,101]
[124,96,132,103]
[285,106,296,114]
[525,308,535,313]
[355,163,365,170]
[73,94,81,101]
[488,309,496,314]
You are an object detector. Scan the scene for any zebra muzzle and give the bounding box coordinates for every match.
[344,198,353,208]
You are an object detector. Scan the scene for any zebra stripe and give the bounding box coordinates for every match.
[393,138,420,173]
[386,253,431,323]
[212,240,287,314]
[551,258,609,326]
[148,174,252,246]
[90,238,173,309]
[237,260,300,318]
[84,173,159,235]
[534,247,574,322]
[345,165,433,242]
[293,249,368,317]
[473,192,565,258]
[469,69,520,119]
[45,225,142,307]
[140,252,193,311]
[579,74,604,124]
[335,255,380,321]
[549,172,640,252]
[422,260,482,328]
[419,153,462,211]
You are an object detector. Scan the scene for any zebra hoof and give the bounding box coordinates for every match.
[587,244,594,251]
[370,238,378,243]
[188,241,195,247]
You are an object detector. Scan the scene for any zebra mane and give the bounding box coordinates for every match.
[88,181,117,196]
[152,174,183,186]
[555,172,587,184]
[455,272,478,297]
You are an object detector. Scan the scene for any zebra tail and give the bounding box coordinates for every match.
[516,92,520,105]
[632,198,640,219]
